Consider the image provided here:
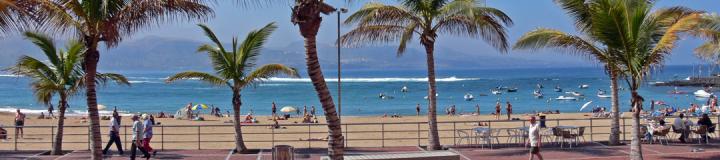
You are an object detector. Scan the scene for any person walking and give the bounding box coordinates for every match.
[310,106,316,116]
[142,114,157,156]
[47,103,54,118]
[130,114,149,160]
[527,116,543,160]
[271,102,277,117]
[506,101,513,120]
[185,103,193,120]
[103,110,123,155]
[416,104,421,116]
[475,104,480,115]
[15,109,25,138]
[303,106,308,116]
[495,102,501,120]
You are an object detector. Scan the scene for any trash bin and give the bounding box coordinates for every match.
[272,145,294,160]
[539,115,547,128]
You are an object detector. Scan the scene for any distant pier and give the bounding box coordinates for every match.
[654,76,720,87]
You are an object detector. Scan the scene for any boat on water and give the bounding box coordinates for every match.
[423,93,439,99]
[533,90,544,98]
[537,84,544,89]
[401,86,409,92]
[579,84,590,89]
[491,89,502,95]
[379,93,394,99]
[554,86,563,92]
[597,89,610,98]
[566,91,584,96]
[556,96,577,100]
[464,93,474,101]
[668,87,687,94]
[477,93,488,96]
[694,90,713,98]
[507,88,518,92]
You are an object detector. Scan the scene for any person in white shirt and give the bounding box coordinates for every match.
[672,113,688,143]
[130,114,149,160]
[142,114,156,156]
[527,116,543,160]
[103,111,123,155]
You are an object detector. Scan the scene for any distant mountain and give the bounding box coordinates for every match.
[0,36,583,72]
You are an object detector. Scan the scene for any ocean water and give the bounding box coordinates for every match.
[0,65,711,116]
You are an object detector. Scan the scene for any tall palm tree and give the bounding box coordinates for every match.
[339,0,512,150]
[291,0,345,158]
[33,1,212,158]
[585,0,701,159]
[513,0,623,145]
[166,23,299,153]
[4,32,129,155]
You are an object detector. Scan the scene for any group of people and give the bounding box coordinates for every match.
[670,113,716,143]
[494,101,513,120]
[102,109,157,160]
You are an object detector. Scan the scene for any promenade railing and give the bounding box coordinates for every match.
[2,115,718,151]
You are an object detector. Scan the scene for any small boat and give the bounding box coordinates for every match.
[507,88,518,92]
[694,90,713,98]
[556,96,577,100]
[579,84,590,89]
[668,87,687,94]
[533,90,544,98]
[537,84,544,89]
[554,86,563,92]
[401,86,409,92]
[464,93,474,101]
[491,89,502,95]
[424,93,439,99]
[379,93,394,99]
[566,91,584,96]
[477,93,488,96]
[597,89,606,95]
[597,94,611,98]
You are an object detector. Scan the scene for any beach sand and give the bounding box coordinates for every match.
[0,111,669,151]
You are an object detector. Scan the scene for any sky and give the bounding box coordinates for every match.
[5,0,720,67]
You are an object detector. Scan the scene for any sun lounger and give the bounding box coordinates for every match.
[320,151,460,160]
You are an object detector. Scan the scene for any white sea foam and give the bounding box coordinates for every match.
[266,76,479,82]
[0,74,22,77]
[128,80,162,84]
[0,107,132,116]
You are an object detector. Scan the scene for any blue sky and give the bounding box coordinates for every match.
[9,0,720,67]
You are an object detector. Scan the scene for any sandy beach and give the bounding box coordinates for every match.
[0,110,675,151]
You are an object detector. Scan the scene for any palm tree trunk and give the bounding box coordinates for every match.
[609,70,621,145]
[51,93,67,155]
[629,90,643,160]
[294,1,343,159]
[303,35,344,160]
[84,43,103,160]
[232,89,247,153]
[422,38,441,151]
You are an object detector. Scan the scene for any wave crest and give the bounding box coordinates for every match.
[266,76,479,82]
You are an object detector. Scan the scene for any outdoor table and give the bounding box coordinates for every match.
[555,126,579,148]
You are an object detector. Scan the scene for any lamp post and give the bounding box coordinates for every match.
[337,8,347,121]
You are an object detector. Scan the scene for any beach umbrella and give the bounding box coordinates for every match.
[280,106,297,113]
[192,104,209,110]
[579,101,593,111]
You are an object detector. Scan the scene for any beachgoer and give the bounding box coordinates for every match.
[645,120,666,142]
[303,106,308,116]
[650,100,655,113]
[296,106,301,116]
[450,105,456,115]
[185,103,193,120]
[416,104,421,116]
[38,112,45,119]
[15,109,25,138]
[495,102,501,120]
[142,114,156,156]
[506,101,513,120]
[103,111,123,155]
[271,102,277,117]
[697,113,714,142]
[527,116,543,160]
[673,113,689,143]
[475,104,480,115]
[130,114,149,160]
[311,106,316,116]
[48,103,54,118]
[158,111,166,118]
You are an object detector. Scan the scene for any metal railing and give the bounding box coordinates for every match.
[2,115,718,151]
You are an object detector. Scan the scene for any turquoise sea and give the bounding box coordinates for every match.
[0,65,712,116]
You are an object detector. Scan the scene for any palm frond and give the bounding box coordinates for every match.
[96,73,130,86]
[555,0,592,32]
[339,25,408,48]
[166,71,228,87]
[434,5,513,52]
[344,2,420,27]
[513,28,608,62]
[238,22,277,73]
[242,64,299,87]
[23,31,59,66]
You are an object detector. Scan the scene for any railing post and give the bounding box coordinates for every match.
[417,121,422,146]
[453,122,457,145]
[307,125,311,149]
[344,124,348,147]
[87,126,90,150]
[161,125,164,151]
[622,117,626,141]
[124,125,128,149]
[271,126,275,147]
[14,126,17,151]
[590,118,594,142]
[51,126,55,150]
[197,126,201,150]
[556,119,559,126]
[381,123,385,147]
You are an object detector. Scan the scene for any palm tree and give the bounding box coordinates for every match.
[583,0,701,159]
[513,0,623,145]
[166,23,299,153]
[32,1,213,158]
[693,14,720,63]
[0,0,33,35]
[291,0,345,158]
[339,0,512,150]
[4,32,129,155]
